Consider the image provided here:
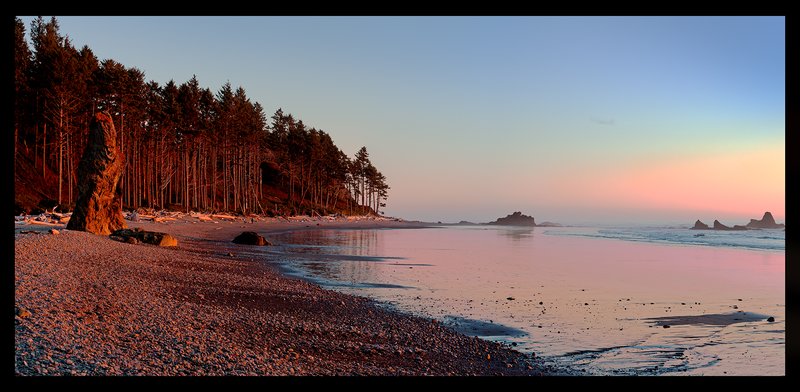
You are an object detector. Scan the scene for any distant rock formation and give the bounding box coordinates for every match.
[713,220,730,230]
[691,220,710,230]
[488,212,536,226]
[233,231,273,246]
[66,112,126,235]
[110,228,178,247]
[711,220,748,231]
[693,211,784,231]
[746,212,785,229]
[455,221,477,225]
[538,221,562,227]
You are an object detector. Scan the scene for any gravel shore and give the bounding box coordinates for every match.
[15,218,560,376]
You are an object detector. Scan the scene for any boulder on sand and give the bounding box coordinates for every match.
[233,231,273,246]
[111,228,178,247]
[66,112,126,235]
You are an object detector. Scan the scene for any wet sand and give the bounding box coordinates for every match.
[266,226,784,376]
[14,216,560,375]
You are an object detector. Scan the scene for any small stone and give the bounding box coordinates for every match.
[507,297,515,301]
[539,302,543,305]
[227,253,234,257]
[663,325,671,328]
[767,317,775,322]
[733,305,738,309]
[49,229,59,235]
[487,354,491,361]
[16,307,32,318]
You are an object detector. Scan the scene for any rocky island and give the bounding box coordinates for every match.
[690,212,784,231]
[691,220,710,230]
[487,212,537,226]
[746,212,785,229]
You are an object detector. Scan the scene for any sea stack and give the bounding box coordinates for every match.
[691,220,710,230]
[746,212,785,229]
[488,212,537,226]
[66,112,127,235]
[713,220,731,230]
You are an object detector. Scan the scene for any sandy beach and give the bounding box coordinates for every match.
[14,215,559,376]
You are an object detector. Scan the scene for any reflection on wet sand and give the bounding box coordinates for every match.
[272,226,784,376]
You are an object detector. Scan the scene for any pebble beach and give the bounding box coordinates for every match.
[14,215,561,376]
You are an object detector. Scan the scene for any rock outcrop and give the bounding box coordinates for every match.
[233,231,273,246]
[66,112,126,235]
[713,220,730,230]
[488,212,536,226]
[111,228,178,247]
[711,220,748,231]
[538,221,562,227]
[691,220,710,230]
[746,212,785,229]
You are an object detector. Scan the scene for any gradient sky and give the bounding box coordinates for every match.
[18,16,785,224]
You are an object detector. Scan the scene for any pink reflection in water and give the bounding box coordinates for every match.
[280,226,784,375]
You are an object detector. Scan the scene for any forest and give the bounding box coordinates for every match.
[13,16,389,217]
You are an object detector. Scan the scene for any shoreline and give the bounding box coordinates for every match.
[14,215,563,376]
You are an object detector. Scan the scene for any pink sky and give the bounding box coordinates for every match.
[540,141,784,222]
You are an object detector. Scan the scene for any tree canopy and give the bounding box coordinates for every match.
[14,16,389,217]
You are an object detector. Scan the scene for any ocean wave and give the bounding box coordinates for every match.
[544,228,784,251]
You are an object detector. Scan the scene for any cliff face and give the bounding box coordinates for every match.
[488,212,536,226]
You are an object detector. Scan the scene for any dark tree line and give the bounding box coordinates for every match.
[14,17,389,216]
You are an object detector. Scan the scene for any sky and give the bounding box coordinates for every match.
[17,16,785,225]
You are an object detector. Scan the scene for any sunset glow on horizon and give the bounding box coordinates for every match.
[536,140,785,222]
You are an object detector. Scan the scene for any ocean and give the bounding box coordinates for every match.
[268,225,785,376]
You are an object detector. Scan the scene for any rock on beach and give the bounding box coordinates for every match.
[232,232,272,246]
[66,112,127,235]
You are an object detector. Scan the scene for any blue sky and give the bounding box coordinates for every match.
[17,16,785,224]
